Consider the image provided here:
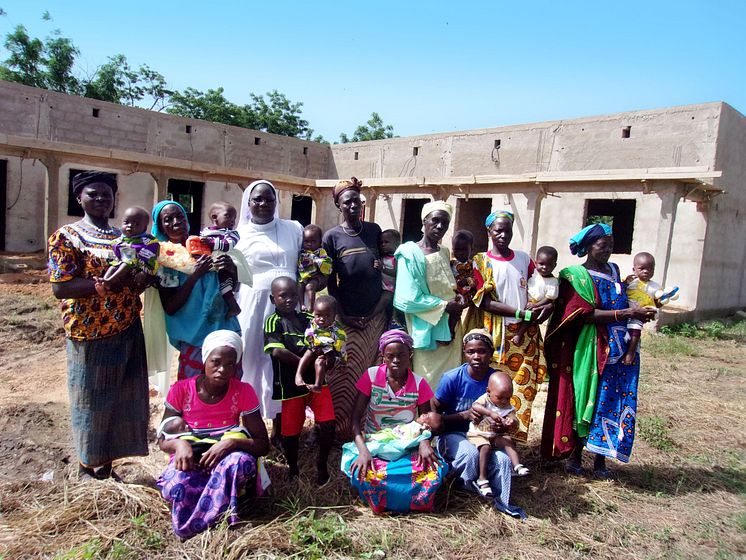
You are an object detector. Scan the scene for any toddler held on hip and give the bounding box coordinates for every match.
[297,295,347,394]
[512,245,559,347]
[103,206,160,291]
[187,201,241,319]
[298,224,332,312]
[622,251,679,365]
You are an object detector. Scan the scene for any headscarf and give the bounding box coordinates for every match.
[421,200,453,221]
[72,170,118,196]
[378,328,414,354]
[201,329,243,364]
[151,200,188,241]
[569,223,613,257]
[462,328,494,349]
[485,210,514,228]
[238,179,279,227]
[331,177,362,205]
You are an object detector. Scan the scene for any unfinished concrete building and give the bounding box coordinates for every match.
[1,79,744,321]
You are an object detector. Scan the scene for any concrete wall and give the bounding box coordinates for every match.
[697,103,746,315]
[3,157,46,251]
[330,103,721,178]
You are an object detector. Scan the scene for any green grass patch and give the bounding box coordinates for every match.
[644,333,700,358]
[290,511,353,560]
[638,415,677,452]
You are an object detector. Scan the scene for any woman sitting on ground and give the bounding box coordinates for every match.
[157,330,270,539]
[342,329,448,514]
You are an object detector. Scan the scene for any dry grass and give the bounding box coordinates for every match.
[0,275,744,559]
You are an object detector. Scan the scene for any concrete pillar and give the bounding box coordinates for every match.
[150,170,169,205]
[524,190,544,256]
[654,188,681,286]
[40,156,61,241]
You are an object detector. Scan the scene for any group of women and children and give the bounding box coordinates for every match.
[48,171,659,538]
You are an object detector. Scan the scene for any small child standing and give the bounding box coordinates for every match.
[104,206,160,288]
[622,252,679,365]
[264,276,336,485]
[467,371,528,497]
[298,224,332,311]
[297,295,346,394]
[450,230,478,337]
[511,245,559,346]
[188,202,241,318]
[379,229,403,327]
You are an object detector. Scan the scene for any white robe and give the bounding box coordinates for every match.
[235,217,303,418]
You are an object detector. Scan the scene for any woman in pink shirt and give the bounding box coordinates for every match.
[157,330,269,539]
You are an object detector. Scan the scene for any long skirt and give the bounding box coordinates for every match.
[483,318,547,444]
[585,360,639,463]
[329,310,388,440]
[66,319,149,467]
[158,451,257,539]
[341,446,448,514]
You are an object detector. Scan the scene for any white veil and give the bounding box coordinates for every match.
[238,179,280,226]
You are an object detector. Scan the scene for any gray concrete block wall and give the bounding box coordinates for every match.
[330,103,722,178]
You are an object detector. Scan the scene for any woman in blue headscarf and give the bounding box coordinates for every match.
[149,200,245,381]
[540,224,655,478]
[471,210,549,444]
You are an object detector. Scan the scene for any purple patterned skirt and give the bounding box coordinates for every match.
[157,451,257,539]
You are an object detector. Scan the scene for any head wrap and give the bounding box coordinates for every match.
[238,180,279,227]
[332,177,362,204]
[151,200,189,241]
[485,210,514,228]
[378,329,414,354]
[569,223,613,257]
[462,328,494,349]
[421,200,453,221]
[72,170,118,196]
[201,330,243,364]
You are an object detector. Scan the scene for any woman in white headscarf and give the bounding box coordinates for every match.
[394,200,466,386]
[234,180,303,439]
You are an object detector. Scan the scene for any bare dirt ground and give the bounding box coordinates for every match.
[0,261,744,559]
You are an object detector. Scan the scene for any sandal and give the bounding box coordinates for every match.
[472,478,493,498]
[513,464,530,477]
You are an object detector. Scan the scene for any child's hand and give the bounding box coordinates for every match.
[373,259,381,270]
[306,383,322,393]
[624,273,637,285]
[295,372,306,387]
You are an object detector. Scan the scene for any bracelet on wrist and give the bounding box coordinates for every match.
[524,309,533,322]
[514,309,522,320]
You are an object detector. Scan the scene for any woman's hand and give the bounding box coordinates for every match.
[350,446,375,482]
[199,439,236,471]
[213,254,236,275]
[417,439,440,470]
[445,296,465,316]
[628,307,656,322]
[192,255,213,279]
[173,440,195,472]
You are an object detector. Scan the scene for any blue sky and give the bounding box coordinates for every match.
[1,1,744,140]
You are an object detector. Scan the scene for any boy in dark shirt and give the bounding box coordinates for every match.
[264,276,336,485]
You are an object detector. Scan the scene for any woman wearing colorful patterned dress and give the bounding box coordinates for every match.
[471,210,550,443]
[157,330,270,539]
[342,330,447,514]
[540,224,655,477]
[48,171,149,480]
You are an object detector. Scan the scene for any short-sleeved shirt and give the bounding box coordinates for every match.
[165,376,260,430]
[434,363,496,433]
[323,222,382,317]
[48,221,142,340]
[356,364,434,434]
[264,310,316,400]
[527,273,559,303]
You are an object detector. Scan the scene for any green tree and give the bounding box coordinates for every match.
[83,54,170,109]
[167,87,257,128]
[339,112,395,143]
[0,25,47,88]
[249,90,311,138]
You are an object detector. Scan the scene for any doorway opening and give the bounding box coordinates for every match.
[401,198,429,243]
[455,198,491,253]
[291,194,313,227]
[167,179,204,235]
